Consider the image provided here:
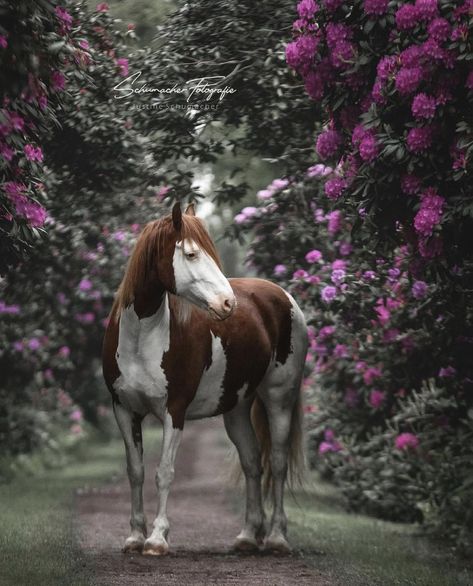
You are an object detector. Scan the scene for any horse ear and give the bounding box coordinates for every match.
[184,201,196,216]
[172,202,182,231]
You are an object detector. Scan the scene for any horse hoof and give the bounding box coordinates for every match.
[142,540,169,556]
[122,536,145,553]
[264,535,292,555]
[233,536,259,553]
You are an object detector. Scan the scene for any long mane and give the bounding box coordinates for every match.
[112,213,221,316]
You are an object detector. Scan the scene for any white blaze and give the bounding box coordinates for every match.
[172,239,233,312]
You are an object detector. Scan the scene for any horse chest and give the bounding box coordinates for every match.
[114,302,170,413]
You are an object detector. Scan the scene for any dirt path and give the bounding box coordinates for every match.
[77,418,333,585]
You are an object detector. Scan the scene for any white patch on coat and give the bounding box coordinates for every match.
[186,332,227,420]
[114,295,170,414]
[259,289,307,393]
[172,239,233,312]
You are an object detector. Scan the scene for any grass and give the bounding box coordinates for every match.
[287,471,473,586]
[0,433,126,586]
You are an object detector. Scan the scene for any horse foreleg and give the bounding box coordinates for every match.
[224,399,265,552]
[143,412,182,556]
[113,401,147,553]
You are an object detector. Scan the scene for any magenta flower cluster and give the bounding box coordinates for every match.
[287,0,473,260]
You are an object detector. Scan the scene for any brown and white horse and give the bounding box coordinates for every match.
[102,202,308,555]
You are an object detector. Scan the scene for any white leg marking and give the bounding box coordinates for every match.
[143,412,182,556]
[113,402,147,552]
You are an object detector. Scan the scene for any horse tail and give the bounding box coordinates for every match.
[251,389,305,498]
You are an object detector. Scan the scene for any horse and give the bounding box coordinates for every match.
[102,202,308,556]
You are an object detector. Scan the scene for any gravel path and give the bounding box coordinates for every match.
[77,418,333,585]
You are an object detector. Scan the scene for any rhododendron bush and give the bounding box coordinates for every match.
[0,1,161,465]
[286,0,473,267]
[235,166,473,549]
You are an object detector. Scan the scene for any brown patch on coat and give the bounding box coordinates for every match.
[212,278,293,414]
[162,279,294,427]
[102,306,121,402]
[162,297,214,429]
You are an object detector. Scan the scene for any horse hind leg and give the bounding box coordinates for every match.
[113,401,147,553]
[223,398,265,552]
[258,381,302,554]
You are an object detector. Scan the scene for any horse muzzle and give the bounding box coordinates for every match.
[208,293,237,320]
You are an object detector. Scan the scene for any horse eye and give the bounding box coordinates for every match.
[186,252,197,260]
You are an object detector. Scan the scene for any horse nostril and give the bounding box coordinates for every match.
[223,298,232,311]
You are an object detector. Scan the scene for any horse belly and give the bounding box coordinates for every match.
[185,333,228,420]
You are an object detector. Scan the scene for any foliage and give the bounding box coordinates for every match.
[124,0,319,207]
[286,0,473,268]
[235,165,473,550]
[0,1,164,461]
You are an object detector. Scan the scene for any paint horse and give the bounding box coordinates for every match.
[102,202,308,555]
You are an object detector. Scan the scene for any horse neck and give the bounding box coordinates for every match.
[133,274,166,319]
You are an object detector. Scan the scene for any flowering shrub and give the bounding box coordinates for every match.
[286,0,473,265]
[0,2,162,462]
[235,167,473,548]
[0,1,84,270]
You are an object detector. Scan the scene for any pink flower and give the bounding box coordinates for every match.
[70,409,83,422]
[24,144,43,162]
[51,70,66,91]
[395,4,419,30]
[156,186,170,200]
[395,67,423,95]
[116,58,129,77]
[331,268,345,285]
[412,280,428,299]
[395,433,419,451]
[334,344,349,358]
[401,174,421,195]
[273,264,287,276]
[305,249,323,263]
[324,177,347,200]
[55,6,73,28]
[70,424,83,435]
[58,345,71,358]
[293,269,309,280]
[0,35,7,49]
[297,0,317,19]
[412,93,437,119]
[369,389,385,408]
[407,126,433,153]
[316,129,342,160]
[13,341,24,352]
[363,0,388,16]
[75,312,95,324]
[78,278,93,291]
[359,133,379,162]
[0,143,13,162]
[438,366,456,378]
[321,285,337,303]
[327,210,342,234]
[28,338,41,351]
[96,2,110,11]
[286,35,319,74]
[8,112,25,132]
[363,366,382,385]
